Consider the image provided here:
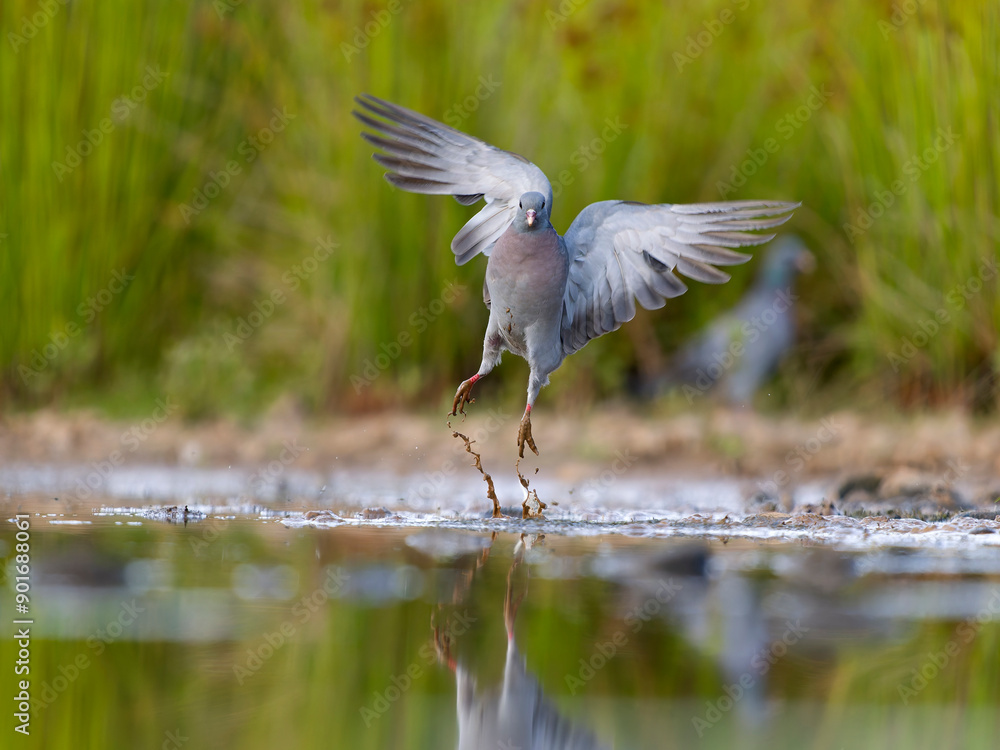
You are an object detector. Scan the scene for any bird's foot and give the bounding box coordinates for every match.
[431,619,456,671]
[449,375,480,419]
[516,408,538,458]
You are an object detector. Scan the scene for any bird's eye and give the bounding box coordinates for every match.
[541,200,545,208]
[519,201,522,209]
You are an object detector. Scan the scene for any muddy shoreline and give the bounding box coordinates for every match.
[3,405,997,473]
[2,405,998,519]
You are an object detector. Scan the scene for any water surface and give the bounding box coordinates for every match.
[3,486,999,748]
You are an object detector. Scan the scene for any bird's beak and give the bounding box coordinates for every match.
[525,209,536,227]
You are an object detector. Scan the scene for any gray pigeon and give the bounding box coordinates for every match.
[455,633,609,750]
[453,537,610,750]
[637,235,815,405]
[354,95,799,457]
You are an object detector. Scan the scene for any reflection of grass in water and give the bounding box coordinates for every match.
[1,1,997,416]
[3,524,1000,747]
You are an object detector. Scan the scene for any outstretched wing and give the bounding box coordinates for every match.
[560,200,799,357]
[353,94,553,265]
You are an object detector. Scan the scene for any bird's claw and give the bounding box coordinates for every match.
[517,413,538,458]
[450,378,477,419]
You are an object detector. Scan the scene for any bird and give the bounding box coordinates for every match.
[635,234,815,405]
[450,536,610,750]
[354,94,798,458]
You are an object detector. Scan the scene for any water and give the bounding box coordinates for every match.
[2,468,1000,748]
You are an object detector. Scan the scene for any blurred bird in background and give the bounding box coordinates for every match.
[633,235,815,406]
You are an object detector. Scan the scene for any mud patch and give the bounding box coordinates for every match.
[515,456,546,519]
[451,429,501,518]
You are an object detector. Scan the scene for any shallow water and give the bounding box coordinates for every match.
[3,466,1000,748]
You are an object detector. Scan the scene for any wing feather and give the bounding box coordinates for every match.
[560,200,799,356]
[354,94,552,263]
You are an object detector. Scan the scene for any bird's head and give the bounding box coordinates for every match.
[513,192,549,232]
[760,235,815,287]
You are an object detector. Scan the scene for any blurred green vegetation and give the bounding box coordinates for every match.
[1,0,997,418]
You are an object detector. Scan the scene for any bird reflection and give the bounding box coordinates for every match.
[598,544,774,728]
[434,535,610,750]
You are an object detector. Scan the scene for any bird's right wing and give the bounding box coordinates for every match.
[560,200,799,357]
[354,95,553,264]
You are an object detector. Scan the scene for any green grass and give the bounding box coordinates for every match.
[1,0,996,417]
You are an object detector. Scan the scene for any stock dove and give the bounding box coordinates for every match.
[354,95,798,457]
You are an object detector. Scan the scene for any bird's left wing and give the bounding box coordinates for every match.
[354,94,553,264]
[560,199,799,357]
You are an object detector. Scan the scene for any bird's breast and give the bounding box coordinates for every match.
[486,227,568,307]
